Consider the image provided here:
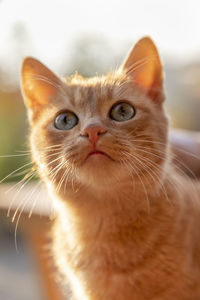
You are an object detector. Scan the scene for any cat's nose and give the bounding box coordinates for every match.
[82,125,106,145]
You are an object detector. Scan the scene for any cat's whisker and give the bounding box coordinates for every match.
[63,166,73,193]
[39,146,63,152]
[15,150,32,153]
[133,145,198,180]
[64,165,73,194]
[38,150,62,157]
[41,151,63,161]
[128,137,165,144]
[56,165,70,193]
[119,157,135,192]
[54,157,76,193]
[121,137,200,183]
[41,143,63,149]
[121,152,150,212]
[131,152,162,184]
[12,180,39,221]
[0,153,30,158]
[170,163,198,201]
[50,160,68,187]
[49,167,62,183]
[130,138,200,161]
[44,157,70,191]
[122,147,176,207]
[0,161,34,184]
[28,182,43,218]
[48,155,66,172]
[131,147,189,199]
[9,171,38,220]
[124,151,156,181]
[8,169,33,179]
[6,169,37,217]
[129,151,171,203]
[111,127,140,141]
[36,149,62,157]
[13,181,42,252]
[123,158,150,213]
[7,150,63,216]
[45,152,64,164]
[5,167,37,195]
[123,150,161,199]
[40,151,67,171]
[125,127,140,137]
[71,164,77,193]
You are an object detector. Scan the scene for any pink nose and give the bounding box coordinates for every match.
[82,125,106,144]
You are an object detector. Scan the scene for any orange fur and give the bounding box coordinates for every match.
[21,37,200,299]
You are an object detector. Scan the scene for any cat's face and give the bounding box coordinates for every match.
[21,37,169,193]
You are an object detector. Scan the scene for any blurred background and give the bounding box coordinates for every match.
[1,0,200,299]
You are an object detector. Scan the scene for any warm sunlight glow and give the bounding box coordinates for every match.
[0,0,200,84]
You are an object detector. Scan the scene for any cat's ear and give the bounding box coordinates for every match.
[122,37,164,102]
[21,57,62,112]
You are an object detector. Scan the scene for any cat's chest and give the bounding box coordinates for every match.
[82,266,200,300]
[58,236,200,300]
[53,210,200,300]
[54,212,194,274]
[68,251,200,300]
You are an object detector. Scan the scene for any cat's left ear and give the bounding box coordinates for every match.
[122,37,164,103]
[21,57,62,118]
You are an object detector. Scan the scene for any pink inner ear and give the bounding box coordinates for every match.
[21,57,61,109]
[122,37,163,102]
[133,57,157,89]
[24,76,58,108]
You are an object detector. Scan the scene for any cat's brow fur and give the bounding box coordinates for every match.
[21,37,200,300]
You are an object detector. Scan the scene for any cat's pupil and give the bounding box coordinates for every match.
[120,106,126,117]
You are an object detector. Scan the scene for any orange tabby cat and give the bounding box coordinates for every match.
[21,37,200,300]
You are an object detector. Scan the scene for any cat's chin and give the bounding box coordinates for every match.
[77,157,128,189]
[82,151,114,170]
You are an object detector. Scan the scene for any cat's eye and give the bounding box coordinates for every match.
[109,102,135,122]
[54,111,78,130]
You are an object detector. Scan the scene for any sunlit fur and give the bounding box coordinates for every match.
[22,38,200,299]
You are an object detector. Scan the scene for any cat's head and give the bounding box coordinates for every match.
[21,37,169,193]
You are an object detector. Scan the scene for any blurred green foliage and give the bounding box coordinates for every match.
[0,90,30,182]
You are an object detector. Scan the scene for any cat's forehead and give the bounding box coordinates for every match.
[62,72,131,112]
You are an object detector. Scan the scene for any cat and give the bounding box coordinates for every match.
[21,37,200,300]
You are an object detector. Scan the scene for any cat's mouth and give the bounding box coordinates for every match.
[86,150,113,161]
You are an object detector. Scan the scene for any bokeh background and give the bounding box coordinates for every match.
[1,0,200,299]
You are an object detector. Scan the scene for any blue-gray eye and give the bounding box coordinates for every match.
[110,102,135,122]
[54,112,78,130]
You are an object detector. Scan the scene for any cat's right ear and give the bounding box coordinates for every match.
[21,57,62,119]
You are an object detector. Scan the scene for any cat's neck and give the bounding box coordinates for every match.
[52,170,177,272]
[52,166,173,236]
